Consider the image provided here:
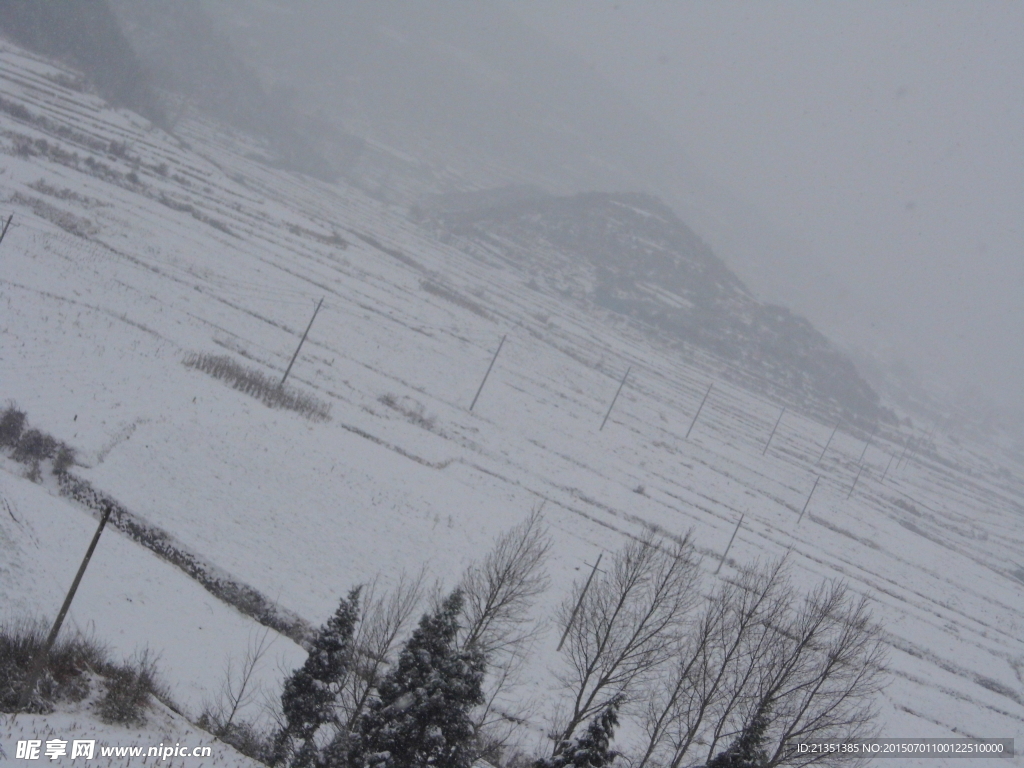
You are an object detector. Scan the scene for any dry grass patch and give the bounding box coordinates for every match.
[184,353,330,422]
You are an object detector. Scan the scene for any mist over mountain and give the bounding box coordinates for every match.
[160,0,882,424]
[422,190,887,426]
[191,1,730,209]
[186,0,1020,446]
[0,0,164,125]
[182,1,817,346]
[106,0,334,179]
[4,1,1011,444]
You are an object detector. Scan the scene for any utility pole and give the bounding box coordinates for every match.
[599,366,631,431]
[762,406,786,455]
[817,421,840,465]
[847,464,866,499]
[715,515,744,575]
[857,423,878,465]
[557,553,603,651]
[0,214,12,249]
[797,475,820,525]
[19,502,113,710]
[685,383,713,440]
[880,453,895,482]
[469,335,506,411]
[894,436,912,473]
[280,297,323,387]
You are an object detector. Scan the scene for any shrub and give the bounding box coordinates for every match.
[287,223,348,249]
[12,429,59,463]
[1,621,167,723]
[0,404,26,448]
[420,279,490,319]
[52,444,76,475]
[24,460,42,484]
[98,652,159,726]
[0,619,105,714]
[378,393,437,431]
[199,705,276,765]
[9,192,99,238]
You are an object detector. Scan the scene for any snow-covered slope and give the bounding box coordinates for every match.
[1,42,1022,765]
[422,190,884,425]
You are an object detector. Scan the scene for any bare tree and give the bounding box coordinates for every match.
[337,569,425,731]
[553,532,701,752]
[460,506,551,656]
[202,626,275,739]
[637,558,790,768]
[757,580,886,768]
[636,560,886,768]
[459,507,552,757]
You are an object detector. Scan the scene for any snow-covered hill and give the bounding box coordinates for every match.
[1,41,1022,765]
[421,190,884,426]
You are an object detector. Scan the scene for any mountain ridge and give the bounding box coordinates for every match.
[422,190,888,428]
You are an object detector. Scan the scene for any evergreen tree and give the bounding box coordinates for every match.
[706,704,771,768]
[537,695,623,768]
[275,587,362,767]
[353,589,485,768]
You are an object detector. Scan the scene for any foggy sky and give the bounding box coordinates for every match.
[509,1,1022,420]
[191,1,1022,428]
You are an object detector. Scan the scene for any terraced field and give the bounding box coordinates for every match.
[1,42,1022,765]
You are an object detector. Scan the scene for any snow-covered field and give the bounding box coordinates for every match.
[1,43,1022,765]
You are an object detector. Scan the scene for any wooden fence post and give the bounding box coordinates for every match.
[817,421,840,465]
[469,335,506,411]
[857,423,878,465]
[280,297,323,387]
[880,453,895,482]
[797,475,820,525]
[685,383,713,440]
[0,214,12,249]
[19,502,113,710]
[715,515,744,575]
[763,406,786,455]
[847,464,865,499]
[599,366,631,431]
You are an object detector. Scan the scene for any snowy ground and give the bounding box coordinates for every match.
[1,42,1022,765]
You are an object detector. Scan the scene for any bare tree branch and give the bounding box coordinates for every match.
[338,569,426,730]
[459,507,552,757]
[460,506,551,657]
[634,559,887,768]
[637,558,791,768]
[553,531,701,751]
[760,584,887,768]
[204,625,275,738]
